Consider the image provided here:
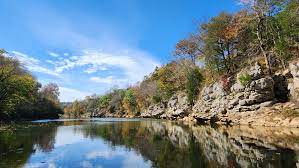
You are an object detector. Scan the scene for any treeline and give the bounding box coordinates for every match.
[65,0,298,118]
[0,50,63,121]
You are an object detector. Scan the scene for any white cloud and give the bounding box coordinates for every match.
[90,76,128,84]
[59,87,91,102]
[10,51,61,77]
[46,60,55,65]
[64,53,69,56]
[48,51,59,57]
[86,151,123,160]
[85,65,107,74]
[122,153,152,168]
[54,50,160,86]
[86,150,152,168]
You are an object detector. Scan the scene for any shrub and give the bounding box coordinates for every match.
[123,89,138,115]
[185,68,203,106]
[152,93,162,104]
[98,95,111,108]
[238,73,252,86]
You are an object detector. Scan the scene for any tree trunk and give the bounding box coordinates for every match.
[256,17,272,75]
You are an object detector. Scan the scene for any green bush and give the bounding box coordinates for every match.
[238,73,252,86]
[123,89,138,115]
[98,95,111,108]
[152,93,162,104]
[186,68,203,106]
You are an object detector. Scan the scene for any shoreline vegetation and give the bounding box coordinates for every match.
[0,50,63,121]
[1,0,299,128]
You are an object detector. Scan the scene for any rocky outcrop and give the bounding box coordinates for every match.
[160,92,190,119]
[140,92,190,120]
[138,61,299,127]
[140,103,165,118]
[193,63,275,115]
[289,61,299,102]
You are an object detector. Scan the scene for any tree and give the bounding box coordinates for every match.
[174,34,204,65]
[239,0,297,73]
[200,12,251,74]
[0,50,62,120]
[109,89,125,113]
[39,83,60,103]
[274,0,299,67]
[98,94,111,108]
[122,89,138,115]
[185,68,203,106]
[0,51,39,119]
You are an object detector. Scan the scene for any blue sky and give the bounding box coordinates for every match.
[0,0,241,102]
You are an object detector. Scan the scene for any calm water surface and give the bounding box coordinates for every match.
[1,118,299,168]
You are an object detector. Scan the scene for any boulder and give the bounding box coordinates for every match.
[165,92,190,119]
[231,83,245,93]
[249,62,263,80]
[289,61,299,101]
[193,64,276,116]
[141,103,166,118]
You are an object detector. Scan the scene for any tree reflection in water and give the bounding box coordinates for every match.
[0,120,299,168]
[0,123,59,167]
[80,121,299,168]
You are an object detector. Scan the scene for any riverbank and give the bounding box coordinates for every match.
[60,59,299,128]
[96,101,299,128]
[184,102,299,127]
[140,60,299,127]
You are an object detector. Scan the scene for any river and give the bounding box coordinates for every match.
[0,118,299,168]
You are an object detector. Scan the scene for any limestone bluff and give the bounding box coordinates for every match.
[112,60,299,128]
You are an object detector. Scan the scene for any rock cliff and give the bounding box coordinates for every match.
[140,60,299,127]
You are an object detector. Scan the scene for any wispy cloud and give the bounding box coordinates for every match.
[48,51,59,57]
[10,51,61,77]
[3,2,160,101]
[53,50,160,86]
[90,76,128,84]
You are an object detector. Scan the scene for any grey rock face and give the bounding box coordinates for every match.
[142,92,190,119]
[143,61,299,121]
[249,62,263,80]
[289,61,299,101]
[230,83,245,93]
[141,103,165,118]
[193,63,276,114]
[165,92,190,118]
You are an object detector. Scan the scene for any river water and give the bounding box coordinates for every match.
[0,118,299,168]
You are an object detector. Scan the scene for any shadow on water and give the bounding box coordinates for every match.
[1,119,299,168]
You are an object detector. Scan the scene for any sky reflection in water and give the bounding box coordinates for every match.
[25,122,152,168]
[1,119,299,168]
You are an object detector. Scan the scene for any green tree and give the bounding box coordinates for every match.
[174,34,204,65]
[274,0,299,67]
[185,68,203,106]
[0,52,39,120]
[98,94,111,108]
[123,89,138,115]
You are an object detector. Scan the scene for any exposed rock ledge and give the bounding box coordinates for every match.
[138,60,299,128]
[188,102,299,127]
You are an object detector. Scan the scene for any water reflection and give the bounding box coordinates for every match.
[0,119,299,168]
